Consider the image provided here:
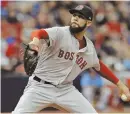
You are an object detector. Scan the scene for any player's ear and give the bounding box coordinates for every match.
[86,20,92,27]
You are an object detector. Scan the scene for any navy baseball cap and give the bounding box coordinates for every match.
[69,5,93,21]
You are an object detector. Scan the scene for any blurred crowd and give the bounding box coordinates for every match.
[1,1,130,112]
[1,1,130,75]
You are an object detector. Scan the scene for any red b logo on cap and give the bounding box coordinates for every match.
[75,5,84,10]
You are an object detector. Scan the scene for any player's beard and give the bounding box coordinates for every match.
[69,23,86,34]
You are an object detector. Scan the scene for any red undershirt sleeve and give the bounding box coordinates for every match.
[30,29,49,40]
[96,60,119,84]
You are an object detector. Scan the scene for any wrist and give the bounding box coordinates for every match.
[116,80,123,87]
[116,80,128,90]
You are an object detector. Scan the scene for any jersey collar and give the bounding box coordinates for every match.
[78,35,88,52]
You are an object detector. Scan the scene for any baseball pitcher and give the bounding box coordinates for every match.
[12,5,130,114]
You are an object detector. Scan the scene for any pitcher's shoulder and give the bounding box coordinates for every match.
[56,26,69,31]
[45,26,69,35]
[56,26,70,35]
[51,26,69,38]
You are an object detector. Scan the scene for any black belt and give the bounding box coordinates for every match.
[33,76,56,86]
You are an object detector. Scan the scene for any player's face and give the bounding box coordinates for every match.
[69,13,87,33]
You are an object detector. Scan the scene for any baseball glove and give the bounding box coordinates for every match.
[22,43,39,76]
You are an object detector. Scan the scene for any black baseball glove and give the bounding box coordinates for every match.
[22,43,39,76]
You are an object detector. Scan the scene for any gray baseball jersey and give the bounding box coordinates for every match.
[12,26,99,114]
[34,26,100,85]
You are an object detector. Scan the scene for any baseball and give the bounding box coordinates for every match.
[121,94,127,101]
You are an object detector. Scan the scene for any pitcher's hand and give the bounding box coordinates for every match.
[28,37,40,53]
[117,80,130,101]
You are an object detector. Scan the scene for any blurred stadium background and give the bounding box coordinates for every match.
[1,1,130,113]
